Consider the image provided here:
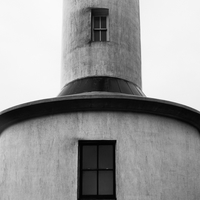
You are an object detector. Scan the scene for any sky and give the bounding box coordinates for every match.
[0,0,200,112]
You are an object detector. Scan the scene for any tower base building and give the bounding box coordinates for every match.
[1,0,200,199]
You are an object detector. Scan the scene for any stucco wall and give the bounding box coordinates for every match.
[61,0,141,89]
[0,112,200,199]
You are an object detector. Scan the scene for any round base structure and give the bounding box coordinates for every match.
[0,93,200,199]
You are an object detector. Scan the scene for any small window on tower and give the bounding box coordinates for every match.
[92,9,109,42]
[79,140,116,199]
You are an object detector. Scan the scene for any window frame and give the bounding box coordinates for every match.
[78,140,116,199]
[91,9,109,42]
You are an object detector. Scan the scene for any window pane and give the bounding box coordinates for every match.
[94,17,100,28]
[91,77,105,91]
[82,146,97,169]
[99,171,113,195]
[108,79,120,92]
[118,80,132,94]
[99,145,113,169]
[101,17,106,28]
[101,30,107,41]
[82,171,97,195]
[128,82,141,95]
[94,31,100,41]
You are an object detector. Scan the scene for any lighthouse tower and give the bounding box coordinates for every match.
[1,1,200,200]
[59,0,143,97]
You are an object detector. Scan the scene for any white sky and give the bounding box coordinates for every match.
[0,0,200,112]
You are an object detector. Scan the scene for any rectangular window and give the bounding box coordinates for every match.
[79,140,116,199]
[92,9,109,42]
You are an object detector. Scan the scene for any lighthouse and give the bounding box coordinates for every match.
[0,0,200,199]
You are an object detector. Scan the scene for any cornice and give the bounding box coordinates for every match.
[1,93,200,133]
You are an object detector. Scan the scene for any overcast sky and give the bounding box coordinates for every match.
[0,0,200,112]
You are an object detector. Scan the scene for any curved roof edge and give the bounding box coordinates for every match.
[0,92,200,133]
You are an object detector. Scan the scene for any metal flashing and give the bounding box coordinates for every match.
[59,77,145,97]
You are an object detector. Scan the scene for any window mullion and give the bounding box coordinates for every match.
[80,145,83,197]
[92,16,94,41]
[113,144,116,197]
[97,144,99,195]
[99,17,101,41]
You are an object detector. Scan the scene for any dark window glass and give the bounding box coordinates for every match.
[136,85,146,96]
[108,79,120,92]
[84,78,94,92]
[99,145,113,169]
[94,17,100,28]
[58,81,76,95]
[73,79,88,94]
[127,82,141,95]
[91,77,105,91]
[99,171,113,195]
[82,171,97,195]
[103,78,110,91]
[118,80,132,94]
[82,145,97,169]
[94,30,100,41]
[101,17,106,28]
[79,141,116,199]
[101,30,107,41]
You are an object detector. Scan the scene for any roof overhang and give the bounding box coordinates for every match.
[0,93,200,133]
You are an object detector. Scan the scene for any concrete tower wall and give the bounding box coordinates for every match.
[1,112,200,199]
[61,0,141,89]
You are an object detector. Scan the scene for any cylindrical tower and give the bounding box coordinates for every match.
[60,0,142,95]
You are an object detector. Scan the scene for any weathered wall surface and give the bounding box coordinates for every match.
[61,0,141,89]
[0,112,200,199]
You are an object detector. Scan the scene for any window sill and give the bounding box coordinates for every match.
[78,198,117,200]
[91,41,110,42]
